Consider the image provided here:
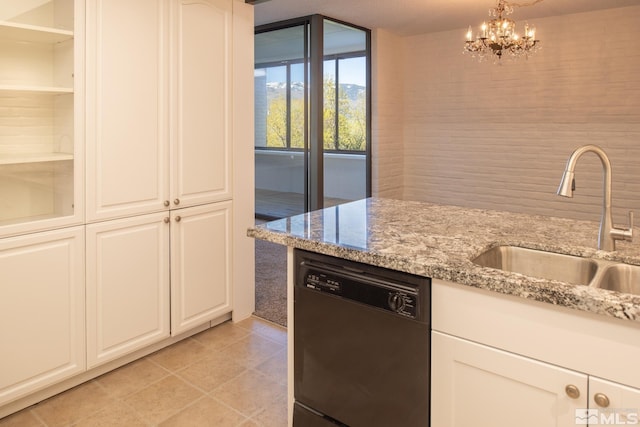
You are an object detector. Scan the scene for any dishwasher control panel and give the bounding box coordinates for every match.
[303,268,420,319]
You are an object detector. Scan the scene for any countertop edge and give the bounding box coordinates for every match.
[248,220,640,324]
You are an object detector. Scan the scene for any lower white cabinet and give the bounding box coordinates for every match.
[432,331,587,427]
[170,201,232,335]
[588,377,640,425]
[432,331,640,427]
[86,213,171,368]
[0,227,85,406]
[85,201,232,365]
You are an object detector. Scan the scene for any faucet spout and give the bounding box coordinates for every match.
[557,145,633,251]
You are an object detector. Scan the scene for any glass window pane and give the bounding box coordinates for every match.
[290,62,305,149]
[324,20,366,55]
[323,19,368,208]
[265,66,287,148]
[323,59,336,150]
[254,67,268,147]
[337,57,366,151]
[255,23,308,219]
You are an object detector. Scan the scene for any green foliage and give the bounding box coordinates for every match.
[265,77,366,151]
[266,96,287,148]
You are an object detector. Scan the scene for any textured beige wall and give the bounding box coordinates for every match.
[375,5,640,225]
[371,28,405,200]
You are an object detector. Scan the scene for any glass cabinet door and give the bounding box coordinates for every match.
[0,0,77,234]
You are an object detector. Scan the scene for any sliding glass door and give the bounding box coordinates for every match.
[254,16,370,220]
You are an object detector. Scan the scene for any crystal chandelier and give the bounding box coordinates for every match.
[464,0,541,62]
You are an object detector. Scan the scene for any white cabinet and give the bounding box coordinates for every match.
[85,0,170,221]
[86,213,170,368]
[86,202,232,364]
[86,0,232,222]
[170,202,232,335]
[85,0,233,349]
[0,0,84,237]
[432,280,640,427]
[432,331,640,427]
[170,0,232,208]
[432,331,588,427]
[587,377,640,425]
[0,226,85,406]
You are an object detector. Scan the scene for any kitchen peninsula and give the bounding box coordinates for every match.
[248,197,640,426]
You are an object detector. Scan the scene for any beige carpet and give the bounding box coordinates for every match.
[254,238,288,327]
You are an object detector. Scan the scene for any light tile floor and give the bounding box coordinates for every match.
[0,317,288,427]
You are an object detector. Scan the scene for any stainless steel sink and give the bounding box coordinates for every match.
[594,264,640,295]
[472,246,599,286]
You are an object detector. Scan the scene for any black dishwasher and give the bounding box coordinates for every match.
[293,249,431,427]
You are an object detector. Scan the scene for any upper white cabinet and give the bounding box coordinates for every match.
[0,226,85,406]
[86,0,232,222]
[85,0,170,221]
[0,0,84,237]
[170,0,232,208]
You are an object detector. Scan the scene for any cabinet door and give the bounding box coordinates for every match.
[86,213,170,368]
[588,377,640,425]
[0,227,85,405]
[432,331,588,427]
[86,0,170,221]
[0,0,84,237]
[170,0,232,208]
[171,202,232,335]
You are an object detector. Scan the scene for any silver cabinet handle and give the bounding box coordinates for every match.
[594,393,610,408]
[565,384,581,399]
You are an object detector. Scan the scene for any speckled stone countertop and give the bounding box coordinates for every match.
[248,197,640,323]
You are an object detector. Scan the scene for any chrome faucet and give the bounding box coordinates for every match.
[557,144,633,251]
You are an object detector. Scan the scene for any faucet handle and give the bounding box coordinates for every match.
[612,211,634,243]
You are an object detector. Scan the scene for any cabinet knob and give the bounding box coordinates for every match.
[594,393,610,408]
[164,200,170,207]
[174,198,180,205]
[163,217,170,223]
[175,216,181,222]
[565,384,581,399]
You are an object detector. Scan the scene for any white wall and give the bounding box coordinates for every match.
[379,5,640,225]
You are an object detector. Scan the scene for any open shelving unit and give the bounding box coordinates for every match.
[0,0,77,230]
[0,20,73,43]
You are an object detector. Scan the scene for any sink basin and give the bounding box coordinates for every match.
[594,264,640,295]
[473,246,599,286]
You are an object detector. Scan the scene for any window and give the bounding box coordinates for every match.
[254,16,371,219]
[323,55,367,151]
[254,20,368,153]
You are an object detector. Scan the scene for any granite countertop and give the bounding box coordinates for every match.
[247,197,640,323]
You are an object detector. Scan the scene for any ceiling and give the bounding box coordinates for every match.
[253,0,640,37]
